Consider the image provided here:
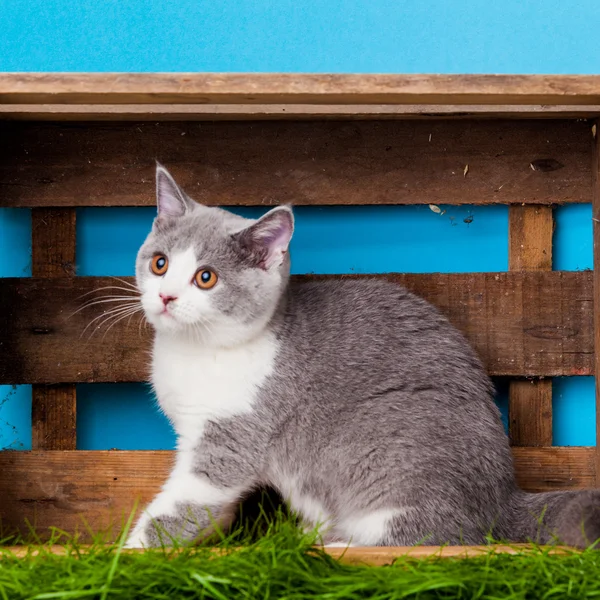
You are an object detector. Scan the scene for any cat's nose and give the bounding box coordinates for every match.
[160,293,177,306]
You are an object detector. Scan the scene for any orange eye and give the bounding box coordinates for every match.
[194,269,218,290]
[151,254,168,275]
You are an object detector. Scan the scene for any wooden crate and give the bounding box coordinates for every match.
[0,73,599,542]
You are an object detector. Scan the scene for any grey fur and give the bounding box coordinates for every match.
[136,167,600,547]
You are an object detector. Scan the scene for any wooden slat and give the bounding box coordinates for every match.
[513,447,597,492]
[509,380,553,447]
[508,205,554,447]
[31,386,77,451]
[1,74,600,106]
[323,545,573,563]
[0,272,593,385]
[508,206,553,272]
[0,544,573,562]
[31,209,76,278]
[0,448,592,540]
[593,119,600,487]
[0,120,591,208]
[30,209,77,451]
[2,104,600,121]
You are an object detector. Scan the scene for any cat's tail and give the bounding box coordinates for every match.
[505,489,600,548]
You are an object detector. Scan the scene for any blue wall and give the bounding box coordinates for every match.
[1,0,600,73]
[1,0,598,450]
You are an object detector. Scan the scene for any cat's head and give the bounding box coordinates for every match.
[136,165,294,345]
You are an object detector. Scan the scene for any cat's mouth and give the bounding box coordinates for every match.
[159,307,175,320]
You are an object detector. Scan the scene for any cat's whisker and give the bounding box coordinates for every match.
[80,304,140,334]
[109,276,141,293]
[88,307,143,341]
[126,308,145,327]
[95,305,143,328]
[70,296,141,318]
[76,285,140,300]
[138,314,149,338]
[101,309,145,341]
[80,304,142,338]
[77,297,140,311]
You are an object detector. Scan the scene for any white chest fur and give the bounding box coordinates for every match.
[152,331,279,447]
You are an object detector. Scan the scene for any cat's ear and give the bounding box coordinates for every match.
[233,206,294,270]
[156,163,190,218]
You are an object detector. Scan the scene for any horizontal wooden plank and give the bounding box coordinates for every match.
[0,544,573,561]
[2,104,600,121]
[0,272,592,384]
[514,447,597,492]
[1,74,600,106]
[0,120,592,207]
[0,448,592,540]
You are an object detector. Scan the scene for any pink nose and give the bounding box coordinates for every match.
[160,293,177,306]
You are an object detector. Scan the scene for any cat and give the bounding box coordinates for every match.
[125,164,600,548]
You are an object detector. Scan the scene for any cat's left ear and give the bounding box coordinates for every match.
[233,206,294,270]
[156,163,192,218]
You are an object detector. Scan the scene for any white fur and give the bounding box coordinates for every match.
[278,476,331,527]
[141,248,213,332]
[127,251,280,546]
[338,508,403,545]
[277,475,400,546]
[126,457,239,548]
[152,328,278,439]
[323,542,356,548]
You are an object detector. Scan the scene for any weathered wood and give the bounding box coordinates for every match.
[31,209,77,278]
[513,447,597,492]
[0,448,592,540]
[0,544,573,561]
[0,120,591,208]
[30,209,77,451]
[323,544,573,563]
[0,272,593,385]
[593,119,600,487]
[508,205,554,447]
[508,206,553,272]
[1,74,600,106]
[31,386,77,451]
[509,380,553,447]
[1,103,600,121]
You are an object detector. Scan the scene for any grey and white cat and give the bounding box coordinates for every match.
[125,164,600,548]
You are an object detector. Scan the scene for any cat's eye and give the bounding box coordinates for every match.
[194,268,218,290]
[151,254,168,276]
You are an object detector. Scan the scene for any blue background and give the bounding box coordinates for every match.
[0,0,598,450]
[1,0,600,73]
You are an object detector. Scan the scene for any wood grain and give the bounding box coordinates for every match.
[593,119,600,486]
[30,209,77,451]
[513,447,597,492]
[0,272,592,385]
[0,448,592,540]
[508,206,553,272]
[0,544,574,562]
[0,120,591,208]
[2,104,600,121]
[508,205,554,447]
[1,74,600,106]
[509,380,553,447]
[31,386,77,451]
[322,544,573,564]
[31,209,77,278]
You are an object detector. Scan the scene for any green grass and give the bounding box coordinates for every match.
[1,511,600,600]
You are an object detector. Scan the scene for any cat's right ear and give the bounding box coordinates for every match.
[156,164,190,218]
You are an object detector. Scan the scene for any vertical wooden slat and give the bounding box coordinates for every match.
[508,205,554,446]
[592,120,600,485]
[31,208,77,450]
